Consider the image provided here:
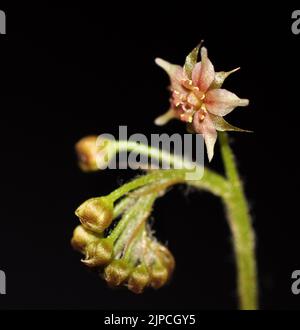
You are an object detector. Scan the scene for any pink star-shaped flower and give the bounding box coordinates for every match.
[155,45,250,161]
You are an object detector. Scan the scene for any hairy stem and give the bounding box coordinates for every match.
[219,132,258,310]
[107,168,228,203]
[95,137,256,308]
[112,193,157,258]
[116,140,197,170]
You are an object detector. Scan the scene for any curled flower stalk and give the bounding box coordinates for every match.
[71,44,257,309]
[72,190,175,293]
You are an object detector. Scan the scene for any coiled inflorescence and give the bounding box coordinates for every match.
[72,189,174,293]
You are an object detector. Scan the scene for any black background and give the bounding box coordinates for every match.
[0,2,299,310]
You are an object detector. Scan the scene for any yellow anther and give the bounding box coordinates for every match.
[181,79,194,90]
[201,104,207,113]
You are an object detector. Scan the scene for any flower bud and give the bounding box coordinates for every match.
[75,197,114,233]
[82,239,113,267]
[128,264,150,294]
[149,264,169,289]
[71,225,102,253]
[104,259,131,287]
[75,136,99,172]
[155,244,175,276]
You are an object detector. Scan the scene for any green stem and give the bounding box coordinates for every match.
[219,132,258,310]
[111,140,229,197]
[113,195,137,219]
[122,222,146,265]
[112,193,157,257]
[107,168,228,202]
[95,137,256,308]
[116,140,196,170]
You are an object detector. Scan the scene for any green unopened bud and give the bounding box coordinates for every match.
[75,136,99,172]
[71,225,102,253]
[128,264,150,294]
[75,197,114,233]
[150,264,169,289]
[82,239,113,267]
[104,260,131,287]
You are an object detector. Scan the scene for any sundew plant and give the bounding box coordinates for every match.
[71,43,257,310]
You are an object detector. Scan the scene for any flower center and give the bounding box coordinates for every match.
[181,79,205,108]
[173,79,207,123]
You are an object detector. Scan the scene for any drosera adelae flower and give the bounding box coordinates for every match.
[154,43,251,161]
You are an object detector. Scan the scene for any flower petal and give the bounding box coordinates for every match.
[210,114,252,132]
[154,109,176,126]
[193,110,217,162]
[191,47,215,93]
[183,43,202,78]
[155,58,185,92]
[205,89,249,116]
[191,62,202,86]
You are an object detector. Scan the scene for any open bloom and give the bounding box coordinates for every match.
[155,45,250,161]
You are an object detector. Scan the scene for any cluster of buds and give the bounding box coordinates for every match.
[72,191,175,293]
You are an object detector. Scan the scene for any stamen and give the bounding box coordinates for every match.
[181,79,194,90]
[192,88,205,101]
[180,113,194,123]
